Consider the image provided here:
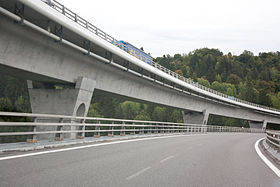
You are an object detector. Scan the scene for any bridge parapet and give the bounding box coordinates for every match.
[0,111,264,144]
[266,130,280,149]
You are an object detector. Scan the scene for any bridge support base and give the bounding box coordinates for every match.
[249,120,267,132]
[182,110,209,132]
[27,77,95,141]
[182,110,209,125]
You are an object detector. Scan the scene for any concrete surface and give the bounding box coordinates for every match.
[249,120,267,130]
[182,110,209,125]
[0,133,279,187]
[28,77,95,140]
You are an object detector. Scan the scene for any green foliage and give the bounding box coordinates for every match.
[116,101,142,119]
[134,110,151,121]
[151,106,167,122]
[269,92,280,109]
[156,49,280,106]
[197,78,210,88]
[0,97,13,111]
[87,103,104,118]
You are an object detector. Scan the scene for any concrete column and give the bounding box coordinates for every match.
[27,77,96,140]
[182,110,209,125]
[249,120,267,132]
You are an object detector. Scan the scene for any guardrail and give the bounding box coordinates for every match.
[266,130,280,148]
[0,111,263,143]
[41,0,280,114]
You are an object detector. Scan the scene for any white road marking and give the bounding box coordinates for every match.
[160,155,174,163]
[126,166,152,180]
[0,134,206,161]
[255,138,280,178]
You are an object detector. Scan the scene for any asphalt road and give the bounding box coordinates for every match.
[0,133,279,187]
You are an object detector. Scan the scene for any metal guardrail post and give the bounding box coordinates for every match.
[153,124,157,134]
[147,123,151,134]
[77,118,85,139]
[131,122,136,135]
[160,124,164,134]
[94,120,100,138]
[26,117,37,143]
[108,121,114,137]
[120,121,125,136]
[140,123,144,135]
[55,118,64,140]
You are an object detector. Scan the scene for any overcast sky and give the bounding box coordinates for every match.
[59,0,280,57]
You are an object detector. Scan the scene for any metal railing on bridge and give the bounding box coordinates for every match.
[41,0,280,114]
[0,111,264,143]
[266,130,280,148]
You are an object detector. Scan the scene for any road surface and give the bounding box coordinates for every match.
[0,133,279,187]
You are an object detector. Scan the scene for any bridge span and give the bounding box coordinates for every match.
[0,0,280,141]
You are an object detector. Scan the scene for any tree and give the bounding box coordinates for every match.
[151,107,167,122]
[87,103,104,117]
[226,74,242,85]
[15,96,30,112]
[134,110,150,121]
[0,97,13,111]
[197,78,210,88]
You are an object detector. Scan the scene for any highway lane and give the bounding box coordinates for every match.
[0,133,279,187]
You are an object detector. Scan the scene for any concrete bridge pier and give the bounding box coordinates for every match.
[249,120,267,132]
[182,110,209,125]
[27,77,95,141]
[182,110,209,132]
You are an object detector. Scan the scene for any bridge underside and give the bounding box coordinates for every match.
[0,10,280,138]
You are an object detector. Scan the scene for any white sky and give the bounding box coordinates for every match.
[59,0,280,57]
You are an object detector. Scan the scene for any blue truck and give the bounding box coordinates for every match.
[119,41,153,64]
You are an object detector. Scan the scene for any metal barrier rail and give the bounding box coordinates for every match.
[41,0,280,114]
[0,111,264,143]
[266,130,280,148]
